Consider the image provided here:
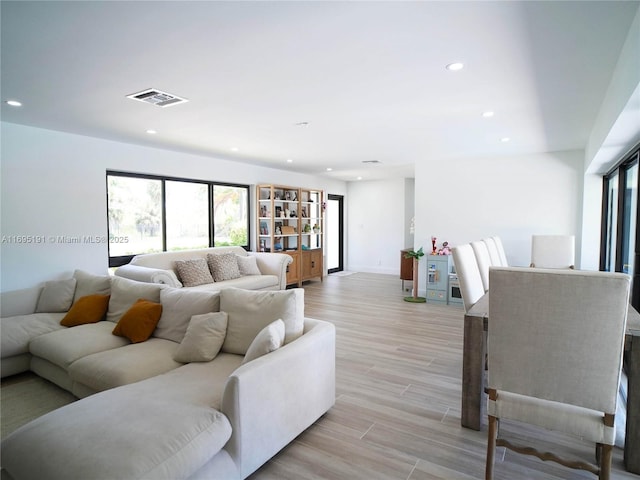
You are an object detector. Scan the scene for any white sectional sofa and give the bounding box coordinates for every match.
[0,270,336,480]
[114,246,292,291]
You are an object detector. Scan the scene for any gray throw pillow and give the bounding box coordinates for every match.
[35,278,77,313]
[174,258,214,287]
[236,255,261,276]
[242,319,285,364]
[174,312,228,363]
[207,253,241,282]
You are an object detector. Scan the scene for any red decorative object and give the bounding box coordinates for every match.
[431,236,437,255]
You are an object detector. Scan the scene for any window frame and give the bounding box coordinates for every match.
[600,144,639,309]
[106,170,251,267]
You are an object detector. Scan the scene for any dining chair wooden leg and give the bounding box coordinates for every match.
[599,443,612,480]
[485,414,498,480]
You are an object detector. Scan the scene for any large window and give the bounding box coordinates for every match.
[601,145,639,308]
[107,171,250,267]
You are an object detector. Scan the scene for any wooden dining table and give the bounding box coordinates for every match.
[461,292,640,473]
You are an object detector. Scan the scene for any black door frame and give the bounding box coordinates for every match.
[327,194,344,274]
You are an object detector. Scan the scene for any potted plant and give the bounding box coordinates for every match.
[404,247,426,303]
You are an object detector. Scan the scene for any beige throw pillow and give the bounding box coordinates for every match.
[242,319,285,364]
[156,288,220,343]
[220,287,304,355]
[106,276,163,323]
[173,312,228,363]
[72,269,111,303]
[35,278,77,313]
[174,258,214,287]
[236,255,261,276]
[207,253,241,282]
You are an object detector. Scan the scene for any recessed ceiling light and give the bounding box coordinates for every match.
[446,62,464,71]
[5,100,22,107]
[286,159,293,163]
[500,137,510,143]
[482,111,495,118]
[356,176,363,180]
[326,167,333,172]
[230,147,239,152]
[146,129,157,134]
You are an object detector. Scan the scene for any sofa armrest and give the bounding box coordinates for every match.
[0,286,42,317]
[246,252,292,290]
[221,318,335,478]
[114,264,182,287]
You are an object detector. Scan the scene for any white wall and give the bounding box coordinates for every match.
[0,122,346,291]
[347,178,409,274]
[414,150,584,293]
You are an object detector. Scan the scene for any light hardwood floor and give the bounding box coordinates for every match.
[250,272,637,480]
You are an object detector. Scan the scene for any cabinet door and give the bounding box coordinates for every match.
[286,251,300,285]
[310,249,323,278]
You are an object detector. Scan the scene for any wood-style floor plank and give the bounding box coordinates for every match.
[250,272,638,480]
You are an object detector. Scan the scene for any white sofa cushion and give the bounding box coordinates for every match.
[242,319,285,364]
[72,269,111,303]
[35,278,77,313]
[68,338,182,392]
[29,322,129,370]
[186,275,279,292]
[156,288,220,343]
[220,288,304,355]
[174,312,228,363]
[1,313,66,357]
[1,375,233,480]
[106,276,163,323]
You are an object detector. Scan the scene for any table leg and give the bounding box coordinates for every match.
[625,335,640,473]
[462,314,486,430]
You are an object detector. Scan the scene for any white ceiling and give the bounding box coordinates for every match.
[1,1,638,181]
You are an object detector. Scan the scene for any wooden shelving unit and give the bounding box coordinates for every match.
[257,184,324,286]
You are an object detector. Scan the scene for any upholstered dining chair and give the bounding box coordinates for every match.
[482,237,503,266]
[451,244,485,312]
[490,236,508,266]
[485,267,630,480]
[530,234,575,269]
[470,240,492,292]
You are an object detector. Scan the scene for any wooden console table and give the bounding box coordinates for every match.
[461,293,640,473]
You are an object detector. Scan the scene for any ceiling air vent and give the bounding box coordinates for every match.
[362,160,381,164]
[126,88,188,108]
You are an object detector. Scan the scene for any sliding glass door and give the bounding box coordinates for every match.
[602,146,639,309]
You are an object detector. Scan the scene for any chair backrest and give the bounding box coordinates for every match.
[482,238,502,266]
[491,236,508,266]
[488,267,630,413]
[530,234,575,269]
[470,240,491,292]
[451,244,485,312]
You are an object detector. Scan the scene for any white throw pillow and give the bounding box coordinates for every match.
[35,278,77,313]
[236,255,261,276]
[220,287,304,355]
[156,288,220,343]
[174,258,214,287]
[106,276,164,323]
[174,312,228,363]
[72,269,111,303]
[207,253,241,282]
[242,319,285,364]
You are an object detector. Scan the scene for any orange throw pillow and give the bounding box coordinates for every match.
[112,298,163,343]
[61,294,111,327]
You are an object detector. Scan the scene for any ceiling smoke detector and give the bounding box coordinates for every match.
[126,88,188,108]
